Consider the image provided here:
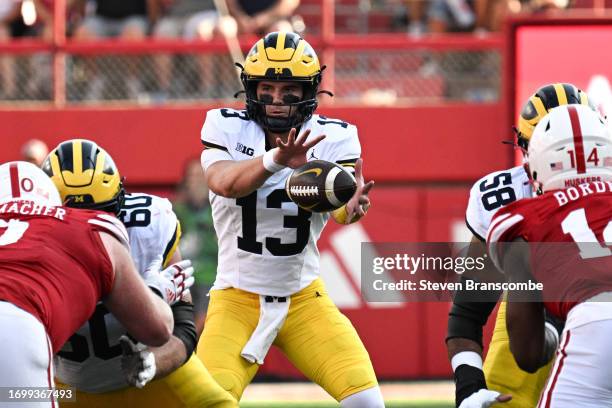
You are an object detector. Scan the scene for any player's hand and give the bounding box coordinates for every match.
[120,335,156,389]
[345,158,374,220]
[458,389,512,408]
[273,128,326,169]
[146,260,195,305]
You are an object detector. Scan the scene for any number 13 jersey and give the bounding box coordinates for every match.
[201,108,360,297]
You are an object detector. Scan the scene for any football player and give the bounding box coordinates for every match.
[198,31,382,406]
[488,103,612,407]
[447,83,593,408]
[0,161,174,403]
[43,139,237,408]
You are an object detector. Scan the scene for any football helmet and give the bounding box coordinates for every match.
[517,83,592,149]
[42,139,125,214]
[239,31,322,133]
[0,161,61,206]
[528,104,612,192]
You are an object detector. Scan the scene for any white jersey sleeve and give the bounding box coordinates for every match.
[200,108,246,170]
[54,192,181,393]
[120,193,180,273]
[313,115,361,172]
[465,165,531,241]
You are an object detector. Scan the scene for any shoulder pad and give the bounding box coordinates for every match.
[310,114,357,141]
[207,108,250,135]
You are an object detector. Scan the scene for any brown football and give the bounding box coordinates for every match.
[285,160,357,212]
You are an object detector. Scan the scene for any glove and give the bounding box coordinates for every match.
[146,259,195,305]
[120,335,156,389]
[459,389,503,408]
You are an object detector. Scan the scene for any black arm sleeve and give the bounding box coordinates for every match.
[446,279,502,347]
[171,301,197,364]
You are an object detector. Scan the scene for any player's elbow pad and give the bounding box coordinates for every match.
[171,301,197,364]
[447,284,501,346]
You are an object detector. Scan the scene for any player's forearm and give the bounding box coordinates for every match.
[150,336,188,379]
[447,337,483,359]
[206,159,271,198]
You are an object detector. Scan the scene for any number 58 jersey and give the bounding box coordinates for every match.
[54,193,181,393]
[466,165,532,241]
[201,108,360,297]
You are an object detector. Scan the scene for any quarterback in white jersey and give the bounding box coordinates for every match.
[198,32,383,407]
[202,107,360,297]
[44,139,236,407]
[446,83,592,408]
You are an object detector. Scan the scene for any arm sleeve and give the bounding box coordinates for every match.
[447,277,501,347]
[326,123,361,173]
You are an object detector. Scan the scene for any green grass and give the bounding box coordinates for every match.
[241,402,452,408]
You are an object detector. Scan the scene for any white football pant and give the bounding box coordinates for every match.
[0,301,55,407]
[538,301,612,408]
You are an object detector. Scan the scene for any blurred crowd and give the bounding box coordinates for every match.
[0,0,594,102]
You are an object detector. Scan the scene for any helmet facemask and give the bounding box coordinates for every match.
[243,77,320,133]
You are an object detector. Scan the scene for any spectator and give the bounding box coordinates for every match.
[226,0,300,35]
[152,0,223,98]
[172,158,217,334]
[428,0,476,33]
[20,138,48,166]
[72,0,157,100]
[0,0,22,99]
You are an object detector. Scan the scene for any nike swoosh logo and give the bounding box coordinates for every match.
[296,168,322,177]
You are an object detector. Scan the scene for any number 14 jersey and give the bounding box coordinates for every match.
[487,181,612,320]
[201,108,360,297]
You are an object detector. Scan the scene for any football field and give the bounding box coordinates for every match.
[240,381,454,407]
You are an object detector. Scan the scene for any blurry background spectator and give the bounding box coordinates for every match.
[428,0,476,33]
[226,0,300,35]
[72,0,157,100]
[172,158,218,334]
[20,138,48,166]
[152,0,225,99]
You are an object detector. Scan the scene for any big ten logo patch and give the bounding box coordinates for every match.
[236,143,255,156]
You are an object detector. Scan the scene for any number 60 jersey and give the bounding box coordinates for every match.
[466,165,532,241]
[54,193,180,393]
[201,108,360,297]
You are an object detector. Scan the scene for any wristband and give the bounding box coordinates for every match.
[262,148,286,173]
[451,351,483,371]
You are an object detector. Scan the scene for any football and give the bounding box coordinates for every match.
[285,160,357,212]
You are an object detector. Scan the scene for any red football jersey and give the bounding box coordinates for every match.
[488,181,612,319]
[0,200,128,352]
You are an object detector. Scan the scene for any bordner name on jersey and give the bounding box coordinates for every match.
[465,165,532,241]
[54,193,179,393]
[201,108,360,297]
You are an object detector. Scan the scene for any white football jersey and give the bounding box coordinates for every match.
[54,193,180,393]
[201,108,360,297]
[465,165,532,240]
